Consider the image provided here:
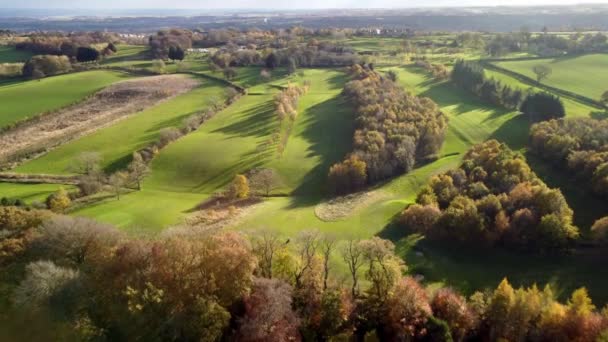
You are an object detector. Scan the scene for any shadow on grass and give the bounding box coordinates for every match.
[287,95,355,207]
[525,152,608,232]
[489,114,530,151]
[210,100,276,139]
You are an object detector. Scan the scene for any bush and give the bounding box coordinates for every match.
[22,55,71,78]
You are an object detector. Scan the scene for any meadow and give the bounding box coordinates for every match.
[494,53,608,101]
[15,76,226,175]
[0,70,132,128]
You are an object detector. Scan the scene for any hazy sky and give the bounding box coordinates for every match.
[3,0,608,9]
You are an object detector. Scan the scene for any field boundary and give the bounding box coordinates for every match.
[480,60,605,109]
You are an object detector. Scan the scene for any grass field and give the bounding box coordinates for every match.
[494,54,608,101]
[15,76,226,175]
[0,182,71,203]
[0,45,32,63]
[26,63,608,304]
[0,70,132,129]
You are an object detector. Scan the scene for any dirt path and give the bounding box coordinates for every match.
[0,74,200,167]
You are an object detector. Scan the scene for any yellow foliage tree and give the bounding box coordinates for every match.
[46,187,71,213]
[230,174,249,199]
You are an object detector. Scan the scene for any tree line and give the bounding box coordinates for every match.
[400,140,579,251]
[451,60,565,121]
[328,64,448,195]
[2,207,608,341]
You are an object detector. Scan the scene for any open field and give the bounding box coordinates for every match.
[485,69,598,118]
[0,70,132,129]
[0,182,70,203]
[0,45,32,63]
[15,76,226,174]
[494,54,608,101]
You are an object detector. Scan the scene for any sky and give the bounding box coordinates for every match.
[2,0,608,9]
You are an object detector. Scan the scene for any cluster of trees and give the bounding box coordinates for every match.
[209,40,359,71]
[148,29,192,59]
[484,30,608,57]
[451,60,525,110]
[14,31,118,56]
[3,208,608,341]
[329,64,448,194]
[274,82,309,156]
[401,140,579,251]
[414,59,449,80]
[22,54,71,79]
[520,92,566,121]
[529,118,608,199]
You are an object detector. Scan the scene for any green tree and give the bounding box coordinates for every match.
[532,64,552,84]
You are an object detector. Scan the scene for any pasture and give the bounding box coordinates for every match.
[494,54,608,101]
[15,76,226,175]
[0,70,132,128]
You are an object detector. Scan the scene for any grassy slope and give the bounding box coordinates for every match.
[485,69,596,118]
[0,70,132,129]
[0,183,71,203]
[72,69,341,231]
[495,54,608,100]
[15,75,226,175]
[0,45,32,63]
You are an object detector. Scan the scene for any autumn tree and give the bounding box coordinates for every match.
[237,278,301,341]
[533,64,552,84]
[341,238,364,297]
[36,215,122,265]
[328,155,367,195]
[45,187,71,213]
[230,174,250,199]
[592,217,608,242]
[12,260,79,312]
[601,90,608,107]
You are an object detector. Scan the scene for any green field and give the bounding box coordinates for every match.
[495,54,608,101]
[485,69,597,117]
[0,45,32,63]
[0,182,70,203]
[0,70,132,128]
[15,75,226,175]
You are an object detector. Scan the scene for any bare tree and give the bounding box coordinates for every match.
[70,151,102,176]
[36,216,122,265]
[341,238,364,297]
[292,230,320,288]
[127,152,149,190]
[320,234,337,291]
[108,171,128,200]
[251,230,283,278]
[249,168,283,196]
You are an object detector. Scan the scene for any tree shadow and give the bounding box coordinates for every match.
[525,152,608,232]
[287,95,355,208]
[489,114,530,151]
[210,100,276,139]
